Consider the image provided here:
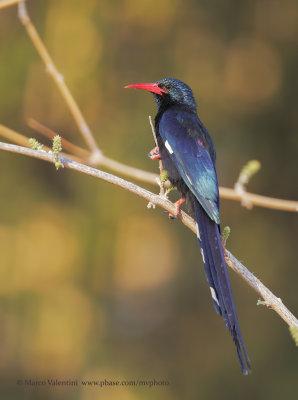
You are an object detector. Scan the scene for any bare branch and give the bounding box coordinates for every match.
[17,1,101,159]
[149,115,158,148]
[98,154,159,184]
[0,124,88,164]
[225,251,298,328]
[218,187,298,213]
[0,0,22,9]
[149,115,167,196]
[0,140,297,330]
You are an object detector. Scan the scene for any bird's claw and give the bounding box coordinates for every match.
[148,146,161,160]
[168,198,186,219]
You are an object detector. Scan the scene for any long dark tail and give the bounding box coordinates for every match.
[194,200,251,375]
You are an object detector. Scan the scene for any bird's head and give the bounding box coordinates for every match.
[125,78,197,113]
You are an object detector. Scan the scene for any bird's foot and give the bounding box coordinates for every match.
[148,146,161,160]
[168,197,186,219]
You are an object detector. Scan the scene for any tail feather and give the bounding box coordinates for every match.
[194,200,251,375]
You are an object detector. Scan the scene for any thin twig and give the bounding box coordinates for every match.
[225,251,298,328]
[98,154,158,184]
[149,115,166,196]
[0,124,32,148]
[17,1,101,160]
[0,0,21,9]
[218,187,298,213]
[0,124,88,164]
[27,118,90,159]
[149,115,158,148]
[0,140,297,330]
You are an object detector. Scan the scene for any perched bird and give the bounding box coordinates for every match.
[125,78,251,374]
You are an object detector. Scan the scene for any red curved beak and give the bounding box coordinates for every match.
[125,82,167,96]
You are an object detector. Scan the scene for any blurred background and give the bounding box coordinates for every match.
[0,0,297,399]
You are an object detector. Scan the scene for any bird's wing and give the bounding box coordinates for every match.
[159,108,220,224]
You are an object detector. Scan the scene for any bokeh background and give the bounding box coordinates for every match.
[0,0,297,399]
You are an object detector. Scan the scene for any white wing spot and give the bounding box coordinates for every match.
[200,248,205,263]
[196,222,201,240]
[165,140,174,154]
[185,173,193,185]
[210,287,220,307]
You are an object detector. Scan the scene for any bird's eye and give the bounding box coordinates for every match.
[159,83,170,92]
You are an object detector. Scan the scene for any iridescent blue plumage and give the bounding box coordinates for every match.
[158,107,220,224]
[126,77,251,374]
